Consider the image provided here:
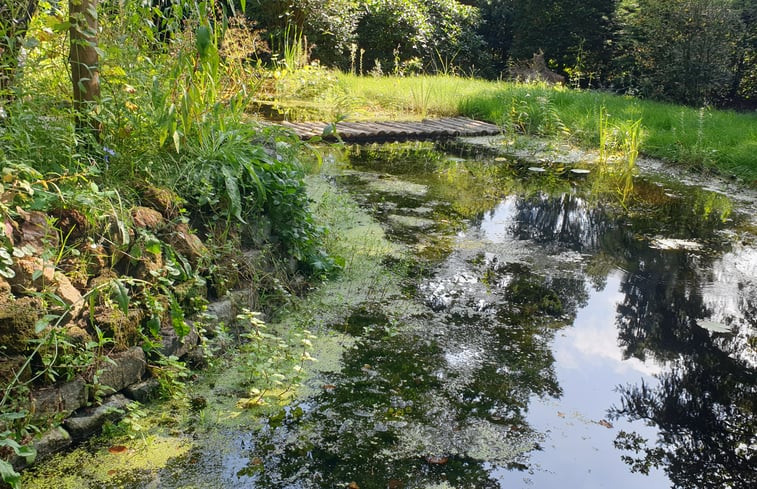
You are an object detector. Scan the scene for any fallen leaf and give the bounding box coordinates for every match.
[107,470,117,476]
[557,411,565,418]
[425,455,449,465]
[322,384,336,391]
[108,445,128,454]
[348,482,360,489]
[598,419,613,429]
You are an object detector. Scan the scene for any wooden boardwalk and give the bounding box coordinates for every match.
[279,117,501,142]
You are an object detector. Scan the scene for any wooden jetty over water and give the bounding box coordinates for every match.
[278,117,501,142]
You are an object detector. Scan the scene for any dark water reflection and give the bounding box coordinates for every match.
[90,143,754,489]
[309,143,755,489]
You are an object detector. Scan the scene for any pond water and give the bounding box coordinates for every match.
[295,143,755,489]
[23,143,756,489]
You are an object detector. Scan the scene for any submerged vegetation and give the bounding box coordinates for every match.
[0,0,756,487]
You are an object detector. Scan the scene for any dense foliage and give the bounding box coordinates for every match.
[248,0,756,107]
[0,2,337,484]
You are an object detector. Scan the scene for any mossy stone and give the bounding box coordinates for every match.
[0,295,43,354]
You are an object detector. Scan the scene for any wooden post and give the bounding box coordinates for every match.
[69,0,100,138]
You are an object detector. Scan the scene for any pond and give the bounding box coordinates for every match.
[23,142,756,489]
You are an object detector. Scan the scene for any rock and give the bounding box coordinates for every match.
[84,244,109,278]
[30,377,88,419]
[124,378,160,403]
[97,347,146,394]
[131,206,165,230]
[0,276,10,295]
[164,222,207,267]
[63,394,131,441]
[9,427,72,471]
[8,255,55,293]
[131,243,163,282]
[17,209,58,252]
[50,208,88,241]
[159,321,199,358]
[57,255,91,292]
[0,296,43,354]
[173,278,207,308]
[34,427,72,460]
[87,268,118,292]
[54,272,84,319]
[65,324,92,345]
[142,186,182,219]
[203,298,234,335]
[184,347,208,369]
[3,217,16,246]
[0,355,31,385]
[88,304,145,349]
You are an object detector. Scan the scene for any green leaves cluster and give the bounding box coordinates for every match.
[235,309,317,409]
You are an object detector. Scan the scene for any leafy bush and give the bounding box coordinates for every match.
[356,0,485,75]
[244,0,362,68]
[613,0,743,105]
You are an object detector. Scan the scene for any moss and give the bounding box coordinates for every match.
[20,435,191,488]
[89,305,144,351]
[0,295,43,354]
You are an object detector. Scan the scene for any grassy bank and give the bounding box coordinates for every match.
[273,73,757,184]
[458,84,757,183]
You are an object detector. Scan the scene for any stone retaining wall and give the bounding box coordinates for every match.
[7,290,252,473]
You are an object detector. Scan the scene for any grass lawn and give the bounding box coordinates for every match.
[271,72,757,184]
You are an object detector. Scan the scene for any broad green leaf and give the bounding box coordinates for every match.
[172,130,181,153]
[147,316,161,338]
[221,165,243,223]
[34,314,58,334]
[145,238,162,255]
[0,459,20,488]
[170,297,188,338]
[112,280,129,314]
[195,25,211,58]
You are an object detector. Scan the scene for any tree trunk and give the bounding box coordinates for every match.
[69,0,100,138]
[0,0,38,106]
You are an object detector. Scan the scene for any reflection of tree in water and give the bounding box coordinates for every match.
[505,185,755,488]
[240,321,551,488]
[611,245,756,488]
[323,151,753,487]
[511,192,617,252]
[240,257,586,487]
[611,346,756,488]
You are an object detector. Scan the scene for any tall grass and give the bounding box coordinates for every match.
[335,73,496,119]
[459,83,757,182]
[272,71,756,183]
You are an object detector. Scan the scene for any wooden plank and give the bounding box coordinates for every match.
[274,116,501,141]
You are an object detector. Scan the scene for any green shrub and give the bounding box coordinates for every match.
[244,0,362,69]
[356,0,485,75]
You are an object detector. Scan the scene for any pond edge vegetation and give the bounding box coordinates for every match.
[1,1,756,486]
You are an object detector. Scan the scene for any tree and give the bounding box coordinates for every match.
[0,0,38,106]
[507,0,617,83]
[615,0,740,105]
[69,0,100,136]
[729,0,757,107]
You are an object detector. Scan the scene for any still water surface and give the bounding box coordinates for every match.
[24,143,756,489]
